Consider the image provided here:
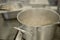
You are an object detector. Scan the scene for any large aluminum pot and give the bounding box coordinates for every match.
[17,8,60,40]
[0,2,22,20]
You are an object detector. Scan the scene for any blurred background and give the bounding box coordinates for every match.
[0,0,60,40]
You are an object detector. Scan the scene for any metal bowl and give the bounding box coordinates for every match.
[0,3,22,20]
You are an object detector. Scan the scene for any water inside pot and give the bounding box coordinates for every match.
[18,8,59,27]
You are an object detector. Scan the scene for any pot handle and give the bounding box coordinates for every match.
[57,22,60,24]
[13,26,32,36]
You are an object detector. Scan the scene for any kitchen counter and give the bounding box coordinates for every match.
[0,14,60,40]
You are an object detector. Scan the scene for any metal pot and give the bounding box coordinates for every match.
[15,8,60,40]
[0,3,22,20]
[2,11,21,20]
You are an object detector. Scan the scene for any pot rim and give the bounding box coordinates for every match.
[17,8,60,27]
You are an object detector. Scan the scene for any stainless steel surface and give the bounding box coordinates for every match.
[17,8,60,40]
[0,0,59,40]
[0,14,60,40]
[3,11,20,19]
[0,2,22,19]
[16,25,60,40]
